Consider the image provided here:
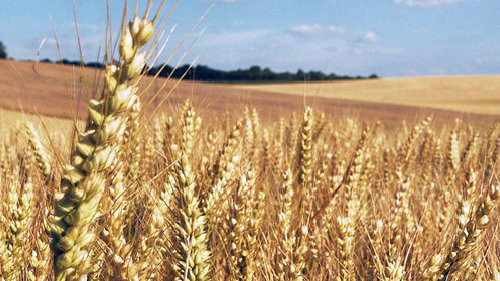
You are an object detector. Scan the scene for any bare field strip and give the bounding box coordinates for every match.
[0,60,498,129]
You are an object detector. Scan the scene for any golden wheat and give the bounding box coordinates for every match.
[2,2,500,281]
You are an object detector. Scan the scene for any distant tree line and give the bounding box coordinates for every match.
[0,40,7,59]
[38,58,379,82]
[149,64,379,82]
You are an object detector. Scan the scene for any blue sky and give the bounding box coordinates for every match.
[1,0,499,77]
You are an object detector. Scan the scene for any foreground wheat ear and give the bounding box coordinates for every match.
[48,7,157,280]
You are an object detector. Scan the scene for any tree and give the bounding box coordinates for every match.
[0,41,7,59]
[296,69,305,80]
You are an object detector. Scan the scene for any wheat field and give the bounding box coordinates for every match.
[233,75,500,115]
[2,2,500,281]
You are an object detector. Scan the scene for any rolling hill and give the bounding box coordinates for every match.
[0,60,498,131]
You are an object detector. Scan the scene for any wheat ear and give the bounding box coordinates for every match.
[424,184,499,280]
[337,126,368,281]
[1,163,33,280]
[275,169,298,280]
[49,14,155,280]
[26,123,51,183]
[172,154,212,281]
[204,121,242,232]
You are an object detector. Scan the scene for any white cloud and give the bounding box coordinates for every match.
[196,25,384,74]
[192,25,400,76]
[290,24,345,35]
[326,25,346,34]
[199,29,272,47]
[290,24,322,33]
[364,32,378,42]
[394,0,460,7]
